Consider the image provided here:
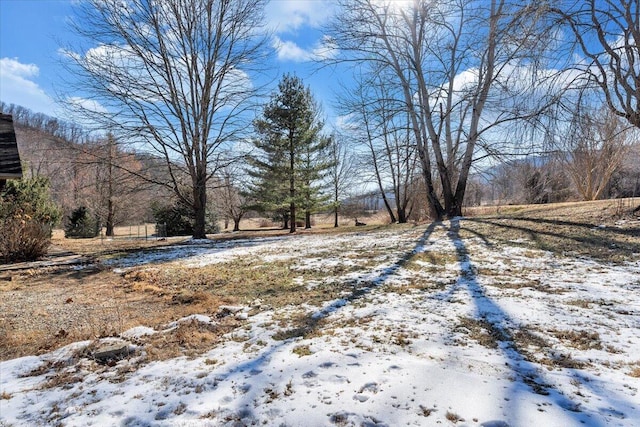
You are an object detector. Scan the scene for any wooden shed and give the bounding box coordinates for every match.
[0,113,22,189]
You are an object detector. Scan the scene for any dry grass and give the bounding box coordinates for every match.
[50,225,184,257]
[405,251,459,271]
[1,199,637,361]
[454,317,509,349]
[464,197,639,221]
[549,329,603,351]
[0,263,237,360]
[460,199,640,264]
[140,317,242,362]
[445,411,464,423]
[292,344,313,357]
[510,326,591,370]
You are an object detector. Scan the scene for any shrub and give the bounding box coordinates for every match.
[0,177,61,262]
[64,206,99,238]
[152,202,219,237]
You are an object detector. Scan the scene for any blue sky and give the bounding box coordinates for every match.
[0,0,343,123]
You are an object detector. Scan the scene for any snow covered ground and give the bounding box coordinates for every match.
[1,219,639,426]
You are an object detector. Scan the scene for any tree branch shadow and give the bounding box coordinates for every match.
[447,218,617,425]
[196,223,442,421]
[275,222,441,340]
[465,217,639,263]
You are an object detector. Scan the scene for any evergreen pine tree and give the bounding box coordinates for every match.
[248,74,329,232]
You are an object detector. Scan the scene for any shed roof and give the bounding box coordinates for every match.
[0,114,22,180]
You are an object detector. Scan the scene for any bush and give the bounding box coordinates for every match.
[0,177,61,262]
[152,202,219,237]
[64,206,99,238]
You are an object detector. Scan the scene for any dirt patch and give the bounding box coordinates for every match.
[0,263,233,361]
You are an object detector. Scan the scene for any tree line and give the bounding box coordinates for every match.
[3,0,640,244]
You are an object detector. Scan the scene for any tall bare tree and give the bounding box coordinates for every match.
[554,0,640,128]
[326,133,358,227]
[340,73,419,223]
[330,0,556,219]
[340,74,398,223]
[64,0,269,238]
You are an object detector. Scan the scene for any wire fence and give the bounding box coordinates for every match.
[99,223,167,241]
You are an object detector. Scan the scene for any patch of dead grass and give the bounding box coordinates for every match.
[445,411,464,423]
[454,317,509,349]
[486,279,568,295]
[292,344,312,357]
[461,201,640,264]
[510,325,592,370]
[141,317,241,361]
[565,299,593,309]
[405,252,458,271]
[628,362,640,378]
[382,277,451,294]
[549,329,602,351]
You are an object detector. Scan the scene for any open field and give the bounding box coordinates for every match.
[1,199,639,426]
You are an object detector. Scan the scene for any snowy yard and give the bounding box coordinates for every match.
[1,218,639,426]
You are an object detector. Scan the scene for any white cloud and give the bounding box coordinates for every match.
[333,113,357,132]
[272,36,313,61]
[312,35,338,61]
[265,2,339,63]
[0,57,57,116]
[272,35,337,62]
[66,96,108,114]
[265,0,335,33]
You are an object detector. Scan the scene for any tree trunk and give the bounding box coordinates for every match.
[289,201,296,233]
[105,136,115,236]
[106,197,115,236]
[334,206,339,228]
[381,193,397,224]
[233,217,240,232]
[397,207,407,224]
[192,181,207,239]
[305,210,311,229]
[289,145,296,233]
[193,206,207,239]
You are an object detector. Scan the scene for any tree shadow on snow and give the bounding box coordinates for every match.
[274,221,441,340]
[195,222,442,422]
[445,218,614,426]
[465,217,639,264]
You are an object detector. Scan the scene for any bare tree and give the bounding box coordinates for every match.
[211,164,249,232]
[326,133,358,227]
[63,0,269,238]
[340,73,419,223]
[561,106,631,200]
[329,0,557,219]
[554,0,640,128]
[84,134,152,236]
